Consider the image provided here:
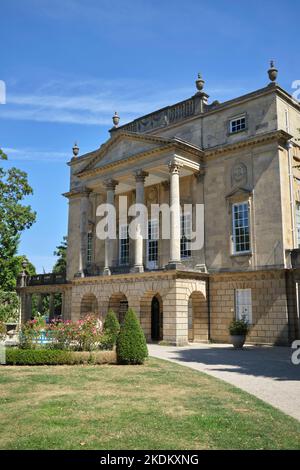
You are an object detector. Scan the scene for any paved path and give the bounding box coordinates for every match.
[148,343,300,421]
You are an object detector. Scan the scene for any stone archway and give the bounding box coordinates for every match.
[140,292,163,342]
[188,291,208,342]
[108,292,128,324]
[80,293,98,318]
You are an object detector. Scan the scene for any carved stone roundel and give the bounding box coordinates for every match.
[232,162,247,186]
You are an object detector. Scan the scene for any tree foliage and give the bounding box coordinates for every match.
[102,309,120,350]
[0,290,20,323]
[116,309,148,364]
[0,149,36,290]
[53,236,67,274]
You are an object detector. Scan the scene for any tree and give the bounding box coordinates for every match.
[0,149,36,290]
[102,309,120,350]
[52,236,67,274]
[116,309,148,364]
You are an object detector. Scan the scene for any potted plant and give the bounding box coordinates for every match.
[229,316,250,349]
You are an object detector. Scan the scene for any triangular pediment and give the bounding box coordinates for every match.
[78,132,173,174]
[225,186,252,200]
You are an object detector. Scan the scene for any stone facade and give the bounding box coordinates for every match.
[18,69,300,346]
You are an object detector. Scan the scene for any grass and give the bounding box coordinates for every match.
[0,358,300,450]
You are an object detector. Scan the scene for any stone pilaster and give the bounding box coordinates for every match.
[77,188,91,277]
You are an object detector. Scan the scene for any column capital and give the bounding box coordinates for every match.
[80,186,92,198]
[103,178,118,191]
[134,169,149,183]
[168,160,183,175]
[194,168,206,182]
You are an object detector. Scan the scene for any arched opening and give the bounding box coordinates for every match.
[80,293,98,318]
[108,292,128,325]
[140,292,163,342]
[188,291,208,342]
[151,295,163,341]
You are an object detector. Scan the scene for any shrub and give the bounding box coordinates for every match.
[229,316,250,336]
[19,320,42,349]
[116,308,148,365]
[74,315,103,351]
[5,348,116,365]
[102,310,120,350]
[20,315,103,351]
[0,321,6,341]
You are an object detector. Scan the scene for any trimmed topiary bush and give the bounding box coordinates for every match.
[116,308,148,365]
[101,309,120,350]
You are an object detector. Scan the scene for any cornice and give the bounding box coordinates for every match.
[204,130,292,159]
[71,269,208,285]
[62,187,91,199]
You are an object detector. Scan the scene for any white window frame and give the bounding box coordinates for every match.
[235,289,252,324]
[147,219,158,269]
[119,224,129,266]
[232,201,251,254]
[87,231,93,265]
[180,212,192,259]
[230,115,246,134]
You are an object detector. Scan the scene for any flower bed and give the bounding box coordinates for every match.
[20,314,108,351]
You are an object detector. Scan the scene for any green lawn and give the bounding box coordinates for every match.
[1,358,300,450]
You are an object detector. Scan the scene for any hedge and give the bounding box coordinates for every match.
[4,348,116,365]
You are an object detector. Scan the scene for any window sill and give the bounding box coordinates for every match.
[230,252,252,258]
[228,128,247,136]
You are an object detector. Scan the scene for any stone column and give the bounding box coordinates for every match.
[167,161,182,269]
[25,294,32,321]
[49,293,55,320]
[132,170,148,272]
[78,188,91,277]
[103,178,118,275]
[37,293,43,314]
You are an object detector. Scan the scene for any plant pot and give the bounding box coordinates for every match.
[230,335,246,349]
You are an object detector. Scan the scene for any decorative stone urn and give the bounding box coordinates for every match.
[230,334,246,350]
[268,60,278,82]
[195,73,205,92]
[229,317,249,350]
[112,111,120,127]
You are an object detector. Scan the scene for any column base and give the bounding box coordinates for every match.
[74,271,85,278]
[194,263,208,273]
[130,265,144,273]
[166,261,182,270]
[102,267,111,276]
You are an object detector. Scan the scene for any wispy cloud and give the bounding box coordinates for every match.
[0,77,246,127]
[3,147,69,162]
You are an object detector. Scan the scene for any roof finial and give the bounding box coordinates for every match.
[112,111,120,128]
[268,59,278,83]
[195,72,205,92]
[72,142,79,158]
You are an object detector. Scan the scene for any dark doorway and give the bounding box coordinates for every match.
[151,296,162,341]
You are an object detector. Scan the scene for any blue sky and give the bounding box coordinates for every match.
[0,0,299,272]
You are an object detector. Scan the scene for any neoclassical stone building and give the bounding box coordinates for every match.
[19,64,300,345]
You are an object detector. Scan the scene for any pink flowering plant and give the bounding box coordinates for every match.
[20,314,104,351]
[20,317,47,349]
